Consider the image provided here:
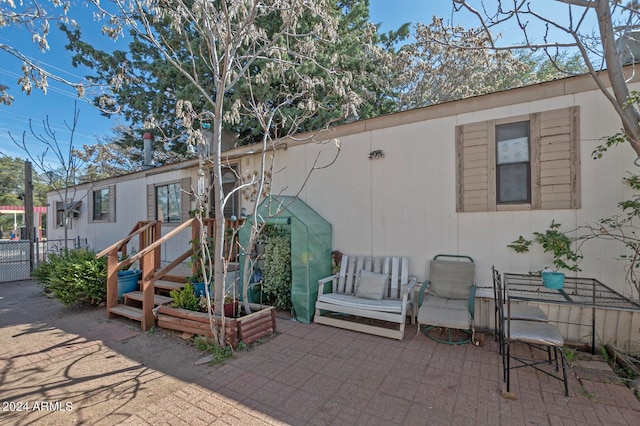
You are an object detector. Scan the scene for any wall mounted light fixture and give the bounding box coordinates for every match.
[369,150,385,160]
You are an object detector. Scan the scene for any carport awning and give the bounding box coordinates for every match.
[0,206,47,214]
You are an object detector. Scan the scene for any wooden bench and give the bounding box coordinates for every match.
[314,255,417,340]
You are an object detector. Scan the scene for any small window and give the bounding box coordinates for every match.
[209,165,239,218]
[456,107,580,212]
[496,121,530,204]
[55,201,73,229]
[156,182,182,223]
[55,201,65,228]
[89,185,115,223]
[93,188,110,221]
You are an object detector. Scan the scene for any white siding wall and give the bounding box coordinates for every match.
[46,168,198,262]
[257,87,639,299]
[46,81,640,300]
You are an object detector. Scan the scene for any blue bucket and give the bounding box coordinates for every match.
[117,269,141,298]
[542,271,565,290]
[191,282,212,298]
[192,282,206,297]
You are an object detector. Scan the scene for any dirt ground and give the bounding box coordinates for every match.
[0,279,216,425]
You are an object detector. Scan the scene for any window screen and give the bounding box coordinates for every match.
[156,182,182,223]
[93,188,109,221]
[209,165,239,218]
[496,121,530,204]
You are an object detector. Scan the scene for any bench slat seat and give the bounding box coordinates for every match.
[317,293,404,313]
[314,255,417,340]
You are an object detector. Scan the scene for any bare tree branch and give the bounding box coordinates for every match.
[449,0,640,156]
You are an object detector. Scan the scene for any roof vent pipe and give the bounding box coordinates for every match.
[143,132,155,169]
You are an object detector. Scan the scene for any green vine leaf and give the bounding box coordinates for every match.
[262,228,292,311]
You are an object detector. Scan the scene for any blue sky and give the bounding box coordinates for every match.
[0,1,460,163]
[0,2,128,162]
[0,1,592,164]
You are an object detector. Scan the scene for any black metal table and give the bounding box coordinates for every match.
[503,273,640,354]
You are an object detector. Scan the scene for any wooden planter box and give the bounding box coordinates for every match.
[157,304,276,348]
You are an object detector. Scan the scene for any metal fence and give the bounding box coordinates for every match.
[0,237,88,282]
[35,237,89,267]
[0,241,31,282]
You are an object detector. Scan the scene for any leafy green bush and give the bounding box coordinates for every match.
[170,283,199,311]
[34,249,107,306]
[32,255,53,285]
[262,232,292,311]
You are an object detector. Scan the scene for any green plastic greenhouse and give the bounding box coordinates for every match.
[238,196,332,324]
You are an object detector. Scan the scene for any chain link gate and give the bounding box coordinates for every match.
[0,241,31,282]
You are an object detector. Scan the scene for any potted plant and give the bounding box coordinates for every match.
[223,294,240,318]
[187,237,214,297]
[508,220,583,289]
[195,292,239,318]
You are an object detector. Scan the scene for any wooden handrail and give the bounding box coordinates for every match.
[117,221,147,256]
[96,220,159,258]
[155,249,193,281]
[104,216,244,331]
[119,218,196,269]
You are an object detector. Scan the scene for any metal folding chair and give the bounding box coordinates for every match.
[498,274,569,398]
[492,266,548,354]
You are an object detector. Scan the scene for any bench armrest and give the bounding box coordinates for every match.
[400,277,418,295]
[318,274,338,296]
[399,277,418,324]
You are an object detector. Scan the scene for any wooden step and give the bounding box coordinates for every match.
[154,279,185,292]
[124,291,173,306]
[109,305,143,321]
[160,274,189,283]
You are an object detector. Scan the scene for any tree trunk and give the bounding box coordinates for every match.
[212,101,226,347]
[595,0,640,156]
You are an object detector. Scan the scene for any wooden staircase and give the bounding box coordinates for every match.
[106,284,186,322]
[124,291,174,306]
[96,219,196,331]
[96,218,243,331]
[154,279,187,294]
[108,305,145,322]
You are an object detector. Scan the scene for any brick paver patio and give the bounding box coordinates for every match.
[1,279,638,425]
[129,319,640,425]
